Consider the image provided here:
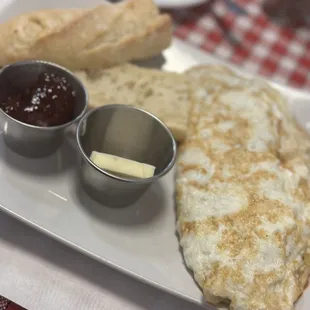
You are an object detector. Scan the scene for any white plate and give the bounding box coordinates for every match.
[0,1,310,310]
[154,0,206,9]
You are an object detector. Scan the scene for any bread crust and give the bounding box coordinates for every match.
[0,0,172,69]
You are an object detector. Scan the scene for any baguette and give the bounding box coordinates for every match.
[0,0,172,70]
[74,64,195,142]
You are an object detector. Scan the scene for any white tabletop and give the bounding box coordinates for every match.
[0,212,204,310]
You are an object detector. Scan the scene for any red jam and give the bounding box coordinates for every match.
[0,72,76,127]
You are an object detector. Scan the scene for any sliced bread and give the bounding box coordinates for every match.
[74,63,195,142]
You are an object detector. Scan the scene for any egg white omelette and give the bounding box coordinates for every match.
[176,65,310,310]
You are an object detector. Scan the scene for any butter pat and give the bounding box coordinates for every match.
[90,151,156,179]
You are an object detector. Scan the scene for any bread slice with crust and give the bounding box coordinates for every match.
[0,0,172,70]
[74,63,195,142]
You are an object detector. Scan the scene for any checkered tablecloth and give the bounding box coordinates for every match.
[0,297,23,310]
[1,0,310,309]
[171,0,310,89]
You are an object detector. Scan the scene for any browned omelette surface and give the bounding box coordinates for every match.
[176,65,310,310]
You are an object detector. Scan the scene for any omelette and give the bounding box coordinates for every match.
[176,65,310,310]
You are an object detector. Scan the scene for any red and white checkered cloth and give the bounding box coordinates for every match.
[1,0,310,309]
[0,297,23,310]
[171,0,310,89]
[0,297,8,310]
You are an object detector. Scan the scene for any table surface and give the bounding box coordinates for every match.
[2,0,310,309]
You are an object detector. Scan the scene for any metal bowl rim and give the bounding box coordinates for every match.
[76,104,177,184]
[0,60,89,131]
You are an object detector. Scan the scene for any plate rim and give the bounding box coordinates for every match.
[155,0,207,9]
